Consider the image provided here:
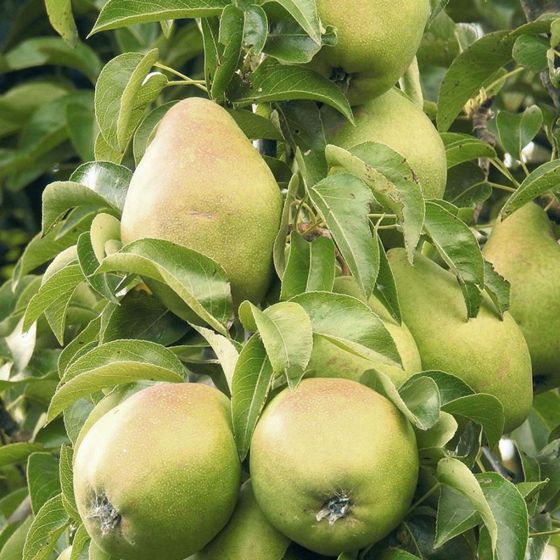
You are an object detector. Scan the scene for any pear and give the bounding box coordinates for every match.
[314,0,430,104]
[74,383,241,560]
[250,378,418,556]
[388,248,533,432]
[325,88,447,199]
[483,203,560,391]
[121,97,283,305]
[192,481,290,560]
[306,277,422,387]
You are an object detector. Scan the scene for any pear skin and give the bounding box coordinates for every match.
[325,89,447,199]
[388,248,532,432]
[315,0,430,104]
[192,482,290,560]
[121,97,283,305]
[306,277,422,387]
[483,203,560,391]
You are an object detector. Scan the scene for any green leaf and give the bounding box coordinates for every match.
[239,301,313,387]
[373,240,401,323]
[66,102,95,162]
[309,173,378,297]
[264,0,321,43]
[0,443,44,468]
[231,335,274,460]
[211,5,244,100]
[243,5,268,54]
[436,485,481,548]
[415,411,458,451]
[424,201,484,318]
[0,38,101,83]
[483,261,510,318]
[94,132,123,163]
[496,105,543,161]
[231,59,353,122]
[22,495,69,560]
[513,35,548,72]
[280,233,336,300]
[291,292,401,367]
[437,31,513,132]
[228,109,283,141]
[500,160,560,218]
[47,340,186,421]
[97,238,233,336]
[69,524,90,560]
[95,49,165,152]
[45,0,79,46]
[441,133,497,169]
[59,445,79,522]
[325,143,425,261]
[476,473,529,560]
[437,457,498,554]
[27,453,60,515]
[133,101,177,164]
[361,370,440,431]
[91,0,228,34]
[273,174,299,277]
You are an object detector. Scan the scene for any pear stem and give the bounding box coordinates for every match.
[489,159,521,189]
[154,62,208,92]
[488,182,516,193]
[529,528,560,538]
[399,57,424,108]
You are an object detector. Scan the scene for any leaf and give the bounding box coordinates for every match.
[231,59,353,122]
[361,370,440,431]
[373,240,401,323]
[97,238,233,335]
[45,0,79,46]
[0,443,44,468]
[95,49,164,152]
[436,485,481,548]
[496,105,543,161]
[47,340,186,421]
[133,101,177,164]
[243,5,268,54]
[265,0,321,43]
[211,5,244,100]
[66,102,95,162]
[273,174,299,277]
[239,301,313,387]
[325,143,425,261]
[69,525,90,560]
[59,445,79,522]
[280,233,336,300]
[483,261,510,318]
[476,473,529,560]
[501,160,560,217]
[424,201,484,318]
[309,173,378,297]
[437,31,513,132]
[27,453,60,515]
[445,163,492,209]
[441,133,497,169]
[228,109,283,141]
[231,335,274,460]
[91,0,228,35]
[513,35,548,72]
[22,495,69,560]
[291,292,401,367]
[437,458,498,554]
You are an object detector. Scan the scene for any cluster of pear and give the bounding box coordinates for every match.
[70,2,560,559]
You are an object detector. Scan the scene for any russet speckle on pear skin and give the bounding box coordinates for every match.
[121,97,283,307]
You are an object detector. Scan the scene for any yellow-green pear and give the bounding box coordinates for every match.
[314,0,430,104]
[306,277,422,387]
[325,89,447,199]
[192,481,290,560]
[483,203,560,391]
[388,248,533,432]
[121,97,283,305]
[74,383,241,560]
[250,378,419,556]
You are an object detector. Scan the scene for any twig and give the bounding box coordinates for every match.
[481,447,515,480]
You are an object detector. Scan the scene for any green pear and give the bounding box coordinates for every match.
[388,248,533,432]
[74,383,241,560]
[314,0,430,104]
[121,97,283,305]
[306,277,422,387]
[57,548,71,560]
[325,88,447,199]
[192,481,290,560]
[250,378,419,556]
[483,203,560,391]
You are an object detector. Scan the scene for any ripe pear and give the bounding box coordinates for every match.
[314,0,430,104]
[74,383,241,560]
[121,97,283,305]
[192,481,290,560]
[388,248,533,432]
[306,277,422,387]
[250,378,419,556]
[483,203,560,391]
[325,88,447,199]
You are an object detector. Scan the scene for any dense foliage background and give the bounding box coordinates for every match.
[2,0,560,559]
